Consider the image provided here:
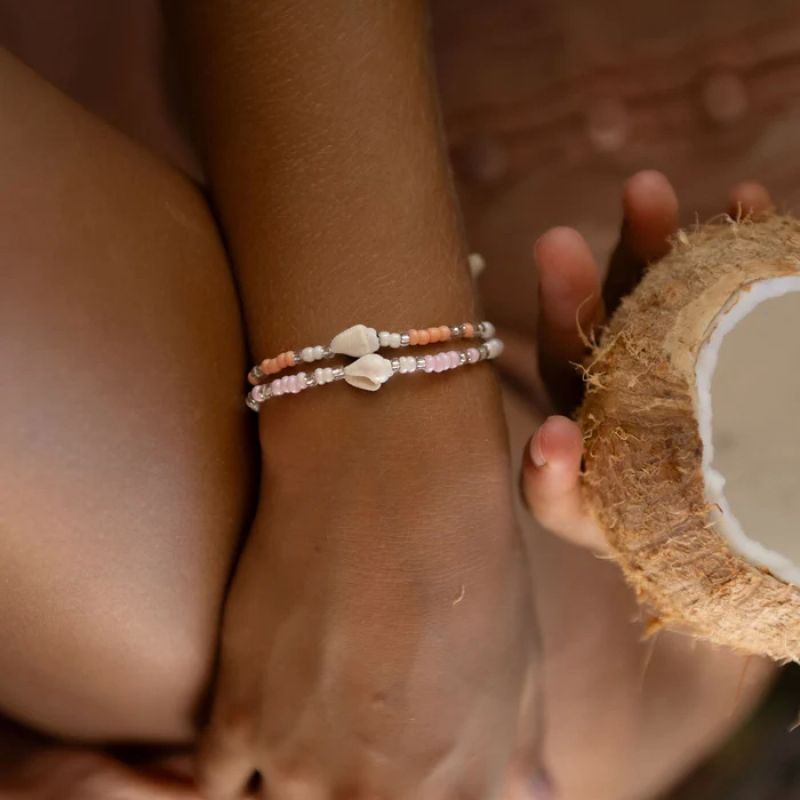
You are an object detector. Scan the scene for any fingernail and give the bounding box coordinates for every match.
[530,428,548,467]
[530,769,556,800]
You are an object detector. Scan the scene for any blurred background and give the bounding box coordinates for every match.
[2,2,799,797]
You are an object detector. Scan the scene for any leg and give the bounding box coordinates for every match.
[0,48,253,743]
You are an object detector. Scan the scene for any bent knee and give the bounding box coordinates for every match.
[0,50,252,744]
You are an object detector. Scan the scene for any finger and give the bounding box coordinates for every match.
[604,170,679,314]
[535,227,603,412]
[503,771,555,800]
[521,415,609,554]
[728,180,774,219]
[197,698,259,800]
[129,775,208,799]
[64,760,205,800]
[503,667,550,800]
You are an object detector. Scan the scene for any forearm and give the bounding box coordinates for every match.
[167,1,508,494]
[168,2,473,350]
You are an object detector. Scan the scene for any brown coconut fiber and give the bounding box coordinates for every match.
[579,214,800,662]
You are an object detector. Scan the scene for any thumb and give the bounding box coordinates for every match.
[521,415,609,554]
[196,652,260,800]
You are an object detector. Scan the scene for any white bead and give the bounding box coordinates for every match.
[389,333,402,348]
[314,367,324,383]
[323,368,334,383]
[312,345,325,360]
[302,346,315,362]
[378,331,391,348]
[481,321,496,339]
[330,324,380,357]
[486,338,504,359]
[343,354,394,391]
[405,356,417,373]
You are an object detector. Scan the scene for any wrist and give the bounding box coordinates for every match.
[258,353,508,474]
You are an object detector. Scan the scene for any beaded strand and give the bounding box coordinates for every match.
[248,320,496,384]
[246,338,504,411]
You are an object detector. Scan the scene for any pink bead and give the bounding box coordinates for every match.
[435,353,449,372]
[448,351,460,368]
[271,378,283,396]
[296,372,307,392]
[466,347,480,364]
[423,355,435,373]
[281,376,291,393]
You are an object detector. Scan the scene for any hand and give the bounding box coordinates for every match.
[198,381,541,800]
[0,719,200,800]
[521,170,774,553]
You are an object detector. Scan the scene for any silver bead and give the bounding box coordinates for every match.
[416,356,427,370]
[252,384,269,402]
[305,373,316,387]
[245,394,261,412]
[391,358,401,372]
[400,332,410,346]
[323,346,334,359]
[458,351,468,365]
[332,366,346,380]
[249,365,265,382]
[450,324,463,338]
[479,344,489,360]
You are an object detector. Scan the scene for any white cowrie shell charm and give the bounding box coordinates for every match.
[329,324,380,358]
[343,354,394,391]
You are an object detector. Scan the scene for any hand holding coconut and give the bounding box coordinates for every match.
[521,171,799,661]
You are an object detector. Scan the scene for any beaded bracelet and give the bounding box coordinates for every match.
[248,320,497,384]
[246,338,504,411]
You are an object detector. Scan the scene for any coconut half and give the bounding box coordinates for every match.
[580,215,800,661]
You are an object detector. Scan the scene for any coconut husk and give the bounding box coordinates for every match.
[580,215,800,661]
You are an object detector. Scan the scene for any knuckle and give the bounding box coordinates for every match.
[207,700,258,751]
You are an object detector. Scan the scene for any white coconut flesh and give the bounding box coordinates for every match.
[695,276,800,586]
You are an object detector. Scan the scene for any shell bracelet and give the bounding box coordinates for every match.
[246,337,504,411]
[248,320,497,384]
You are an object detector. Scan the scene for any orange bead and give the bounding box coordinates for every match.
[438,325,451,341]
[428,326,441,343]
[418,329,430,345]
[408,329,420,346]
[286,351,296,366]
[463,322,474,338]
